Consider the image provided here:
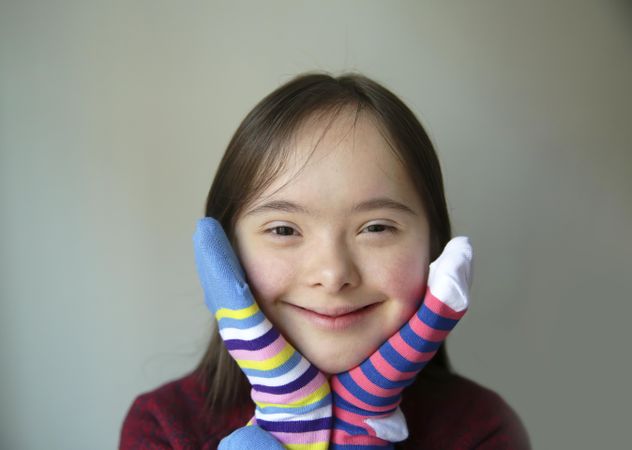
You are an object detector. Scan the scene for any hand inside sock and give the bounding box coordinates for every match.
[193,218,332,450]
[329,236,474,449]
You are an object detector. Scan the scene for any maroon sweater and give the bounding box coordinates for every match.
[120,370,530,449]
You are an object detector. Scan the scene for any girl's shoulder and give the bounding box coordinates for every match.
[119,370,252,450]
[400,372,531,449]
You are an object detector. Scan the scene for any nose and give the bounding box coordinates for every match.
[304,236,361,294]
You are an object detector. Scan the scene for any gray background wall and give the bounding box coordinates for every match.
[1,1,630,448]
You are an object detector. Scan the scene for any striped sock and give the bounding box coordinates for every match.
[194,218,332,450]
[330,236,473,449]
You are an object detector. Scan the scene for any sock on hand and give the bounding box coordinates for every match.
[194,218,332,450]
[330,236,473,450]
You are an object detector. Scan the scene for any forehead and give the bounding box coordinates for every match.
[249,110,423,216]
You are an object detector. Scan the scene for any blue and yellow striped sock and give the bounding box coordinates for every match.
[194,218,332,449]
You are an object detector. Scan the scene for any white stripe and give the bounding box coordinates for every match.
[246,357,311,387]
[255,404,332,422]
[219,319,273,341]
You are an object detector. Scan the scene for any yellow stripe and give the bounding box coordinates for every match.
[246,424,329,450]
[215,303,260,320]
[286,442,329,450]
[255,381,331,409]
[236,342,294,371]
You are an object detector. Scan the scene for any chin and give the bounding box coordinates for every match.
[308,352,368,376]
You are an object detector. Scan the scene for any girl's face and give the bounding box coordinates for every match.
[233,111,431,375]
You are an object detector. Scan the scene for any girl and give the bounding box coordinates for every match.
[121,72,530,449]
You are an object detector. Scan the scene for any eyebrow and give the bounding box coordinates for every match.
[245,197,417,217]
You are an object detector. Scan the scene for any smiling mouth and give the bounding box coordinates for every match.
[296,304,375,317]
[285,302,381,330]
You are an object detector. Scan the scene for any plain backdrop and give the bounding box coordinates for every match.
[1,1,631,449]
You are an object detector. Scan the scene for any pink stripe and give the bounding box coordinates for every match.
[388,332,437,365]
[331,376,397,413]
[331,429,387,446]
[408,312,450,342]
[349,365,402,398]
[424,289,467,320]
[228,334,286,361]
[333,404,379,431]
[270,429,330,444]
[369,350,418,383]
[252,373,327,405]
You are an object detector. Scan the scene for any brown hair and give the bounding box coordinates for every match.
[195,71,455,415]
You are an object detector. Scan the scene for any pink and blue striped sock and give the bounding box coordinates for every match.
[194,218,332,449]
[330,236,473,449]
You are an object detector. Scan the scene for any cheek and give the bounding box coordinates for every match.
[369,246,429,311]
[237,244,297,305]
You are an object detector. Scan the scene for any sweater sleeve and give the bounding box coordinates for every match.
[470,393,531,450]
[119,372,258,450]
[399,373,531,449]
[120,394,174,449]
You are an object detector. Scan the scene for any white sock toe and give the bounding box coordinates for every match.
[427,236,473,312]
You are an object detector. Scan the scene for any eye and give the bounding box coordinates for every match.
[362,223,397,234]
[266,225,300,237]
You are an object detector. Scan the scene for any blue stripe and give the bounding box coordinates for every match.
[332,417,368,435]
[380,342,429,374]
[224,327,279,351]
[253,365,319,394]
[332,392,388,417]
[360,359,413,390]
[399,322,442,353]
[337,372,400,408]
[242,350,302,378]
[419,304,459,331]
[217,310,266,329]
[258,417,332,432]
